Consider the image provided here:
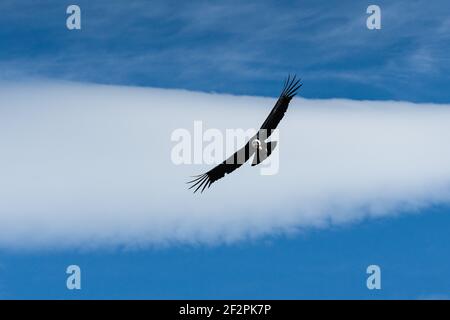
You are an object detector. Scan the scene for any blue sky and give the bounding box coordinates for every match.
[2,208,450,299]
[1,0,450,299]
[1,0,449,102]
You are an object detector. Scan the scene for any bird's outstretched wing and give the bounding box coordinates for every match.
[187,137,256,193]
[188,75,302,193]
[259,74,302,135]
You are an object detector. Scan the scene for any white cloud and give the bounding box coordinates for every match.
[1,81,450,249]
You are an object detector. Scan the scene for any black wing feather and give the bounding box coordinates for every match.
[259,74,302,134]
[187,138,256,193]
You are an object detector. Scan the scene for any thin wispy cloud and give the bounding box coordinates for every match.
[1,81,450,249]
[1,0,449,102]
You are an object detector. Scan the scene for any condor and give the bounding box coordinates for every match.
[187,75,302,193]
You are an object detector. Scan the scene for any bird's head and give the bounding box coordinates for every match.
[252,139,263,150]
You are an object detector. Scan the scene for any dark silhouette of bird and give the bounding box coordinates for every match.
[187,75,302,193]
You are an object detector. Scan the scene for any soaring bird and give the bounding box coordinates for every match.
[187,75,302,193]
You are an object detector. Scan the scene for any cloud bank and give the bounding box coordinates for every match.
[1,81,450,249]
